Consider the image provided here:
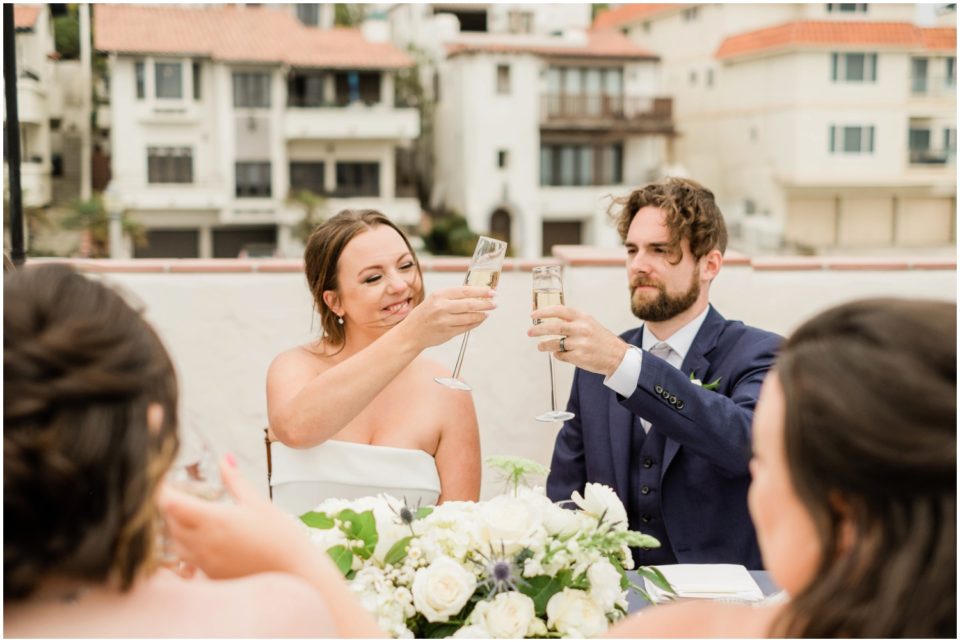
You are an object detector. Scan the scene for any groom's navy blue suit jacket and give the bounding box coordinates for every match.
[546,306,782,570]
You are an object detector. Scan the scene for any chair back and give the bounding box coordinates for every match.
[263,427,273,500]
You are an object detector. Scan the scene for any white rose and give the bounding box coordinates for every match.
[473,592,536,639]
[546,588,609,638]
[411,557,477,622]
[570,483,628,530]
[477,495,543,554]
[452,625,491,638]
[587,560,623,612]
[543,503,584,537]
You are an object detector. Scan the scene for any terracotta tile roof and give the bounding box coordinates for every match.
[93,4,411,69]
[446,30,657,60]
[14,5,41,30]
[717,21,957,60]
[592,4,686,31]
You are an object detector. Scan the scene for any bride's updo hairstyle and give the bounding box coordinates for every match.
[4,264,180,600]
[772,298,955,637]
[303,209,424,347]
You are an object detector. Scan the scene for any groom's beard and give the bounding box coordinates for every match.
[630,268,700,322]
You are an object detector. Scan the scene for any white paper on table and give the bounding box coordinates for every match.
[643,564,765,603]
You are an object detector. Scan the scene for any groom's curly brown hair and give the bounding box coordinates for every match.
[610,176,727,265]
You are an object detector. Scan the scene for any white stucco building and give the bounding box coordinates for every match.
[94,4,420,258]
[4,5,56,208]
[388,4,675,258]
[594,3,957,251]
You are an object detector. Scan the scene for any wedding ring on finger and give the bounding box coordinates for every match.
[559,336,568,353]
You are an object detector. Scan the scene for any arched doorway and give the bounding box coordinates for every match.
[489,208,511,246]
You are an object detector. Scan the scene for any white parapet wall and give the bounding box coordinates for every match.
[36,249,957,500]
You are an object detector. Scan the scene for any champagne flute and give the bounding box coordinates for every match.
[157,426,226,570]
[532,265,575,422]
[434,235,508,391]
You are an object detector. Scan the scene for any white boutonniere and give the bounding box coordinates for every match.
[689,371,721,391]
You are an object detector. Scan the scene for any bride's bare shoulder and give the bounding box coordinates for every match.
[268,343,330,377]
[606,600,780,638]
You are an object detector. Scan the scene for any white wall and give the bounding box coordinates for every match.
[84,259,956,501]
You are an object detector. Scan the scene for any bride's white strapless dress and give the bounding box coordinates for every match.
[268,440,441,516]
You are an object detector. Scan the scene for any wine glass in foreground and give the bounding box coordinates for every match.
[532,265,575,422]
[434,235,508,391]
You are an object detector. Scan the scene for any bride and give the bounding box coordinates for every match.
[266,209,495,514]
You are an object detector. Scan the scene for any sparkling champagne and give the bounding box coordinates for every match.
[465,268,500,289]
[533,288,564,342]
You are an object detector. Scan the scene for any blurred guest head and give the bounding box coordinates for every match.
[4,264,180,601]
[303,209,424,346]
[749,297,955,637]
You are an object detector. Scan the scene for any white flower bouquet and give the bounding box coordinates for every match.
[300,456,672,638]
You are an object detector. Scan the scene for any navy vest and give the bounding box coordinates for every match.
[627,416,677,566]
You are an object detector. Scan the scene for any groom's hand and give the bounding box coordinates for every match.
[529,305,629,377]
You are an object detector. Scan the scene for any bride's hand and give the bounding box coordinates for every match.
[159,455,313,580]
[402,286,496,349]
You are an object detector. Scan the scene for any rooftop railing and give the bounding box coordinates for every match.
[540,93,672,126]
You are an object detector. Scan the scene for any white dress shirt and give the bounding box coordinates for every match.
[603,306,711,432]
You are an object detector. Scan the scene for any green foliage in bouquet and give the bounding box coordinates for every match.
[298,459,675,638]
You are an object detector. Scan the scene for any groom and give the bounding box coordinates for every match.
[530,177,781,569]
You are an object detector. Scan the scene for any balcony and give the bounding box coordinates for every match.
[116,182,227,211]
[14,76,47,124]
[284,105,419,140]
[540,94,673,133]
[908,148,956,165]
[9,161,52,207]
[909,75,956,99]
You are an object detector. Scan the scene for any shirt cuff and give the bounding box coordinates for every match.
[603,345,643,398]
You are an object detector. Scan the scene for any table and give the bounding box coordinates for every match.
[626,570,779,613]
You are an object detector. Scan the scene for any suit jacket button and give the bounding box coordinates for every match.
[640,484,650,495]
[655,385,663,394]
[662,391,670,400]
[676,400,685,410]
[669,395,678,404]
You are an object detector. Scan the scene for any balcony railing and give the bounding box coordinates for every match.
[910,75,956,97]
[908,148,956,165]
[541,94,672,125]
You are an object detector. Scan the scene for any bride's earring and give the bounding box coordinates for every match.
[337,315,344,325]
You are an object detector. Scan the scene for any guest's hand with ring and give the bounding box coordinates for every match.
[529,305,629,377]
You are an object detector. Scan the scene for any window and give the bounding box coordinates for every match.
[682,7,699,21]
[497,150,509,168]
[233,72,271,108]
[496,64,511,95]
[946,127,957,153]
[706,68,714,87]
[433,71,441,102]
[334,71,381,106]
[507,10,532,34]
[297,3,320,26]
[155,62,183,99]
[335,162,379,197]
[192,61,201,100]
[540,143,623,186]
[289,161,326,195]
[147,147,193,183]
[689,70,697,86]
[946,57,956,87]
[288,71,326,107]
[909,128,932,152]
[235,161,272,197]
[135,60,145,99]
[831,52,877,82]
[829,125,875,154]
[642,21,651,33]
[826,3,867,12]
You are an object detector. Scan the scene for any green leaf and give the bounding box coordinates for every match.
[299,511,335,529]
[704,377,722,391]
[326,544,353,576]
[337,509,378,558]
[608,554,630,590]
[384,536,413,566]
[419,621,462,639]
[415,506,434,520]
[520,571,571,616]
[635,565,674,595]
